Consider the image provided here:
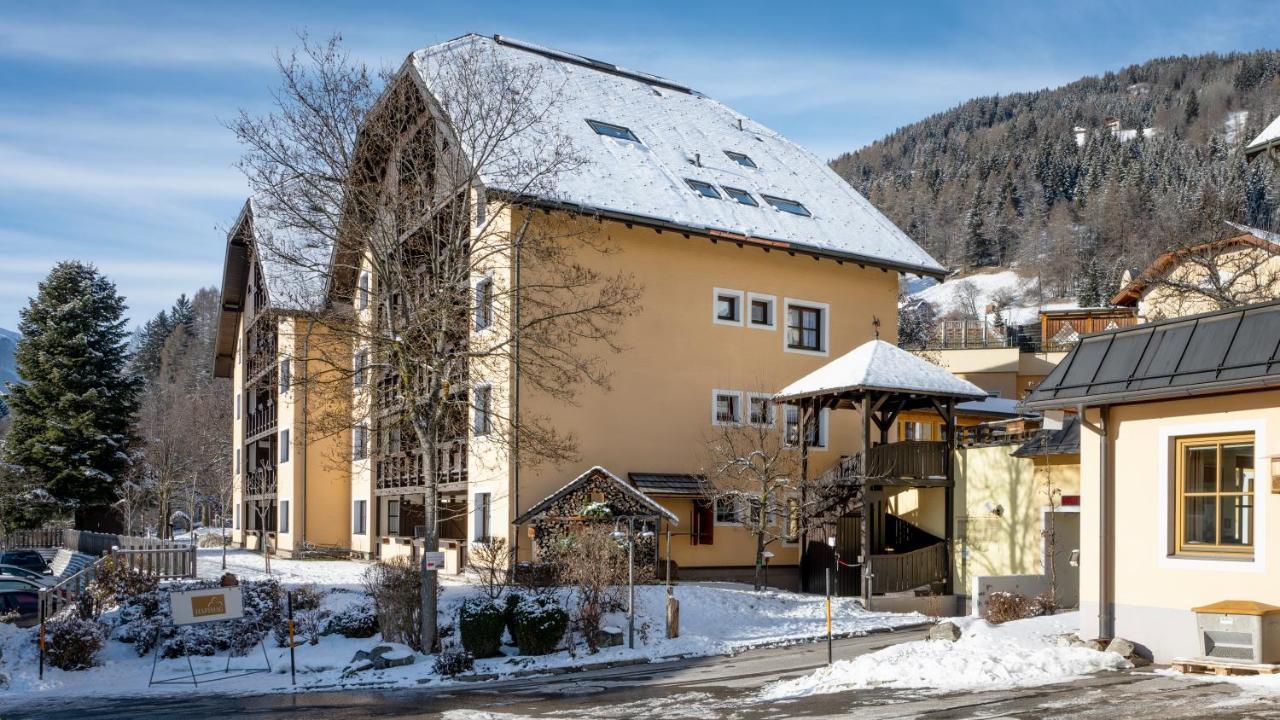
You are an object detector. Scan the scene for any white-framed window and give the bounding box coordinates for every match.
[353,348,368,388]
[712,389,743,426]
[784,405,828,449]
[714,497,739,524]
[387,498,401,536]
[473,385,493,436]
[474,492,492,541]
[279,429,290,463]
[353,499,367,535]
[279,500,290,534]
[748,393,774,426]
[747,292,776,329]
[279,358,292,393]
[713,288,744,326]
[357,272,370,310]
[474,276,494,331]
[235,448,241,475]
[353,423,368,461]
[783,298,829,355]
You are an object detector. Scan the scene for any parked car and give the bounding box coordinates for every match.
[0,550,52,575]
[0,576,47,592]
[0,589,40,627]
[0,564,52,584]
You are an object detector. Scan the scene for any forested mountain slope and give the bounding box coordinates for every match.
[834,50,1280,305]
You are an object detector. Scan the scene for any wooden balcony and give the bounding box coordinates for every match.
[818,440,950,489]
[375,440,467,495]
[245,465,277,497]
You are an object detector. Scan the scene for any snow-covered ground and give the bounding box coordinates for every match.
[762,612,1130,699]
[0,548,925,701]
[907,270,1078,326]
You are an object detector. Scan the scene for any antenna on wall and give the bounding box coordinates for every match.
[873,315,881,339]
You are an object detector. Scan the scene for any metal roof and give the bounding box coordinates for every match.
[628,473,707,496]
[1024,300,1280,409]
[1011,415,1080,457]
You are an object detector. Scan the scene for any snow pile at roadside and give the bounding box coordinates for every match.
[762,612,1129,699]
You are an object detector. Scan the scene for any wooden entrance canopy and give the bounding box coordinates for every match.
[774,340,987,604]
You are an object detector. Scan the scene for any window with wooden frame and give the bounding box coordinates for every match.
[786,302,825,352]
[1175,434,1255,556]
[712,390,742,425]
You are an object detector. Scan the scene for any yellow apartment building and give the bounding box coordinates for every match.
[335,34,949,584]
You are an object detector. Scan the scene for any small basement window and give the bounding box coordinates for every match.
[686,179,721,199]
[724,150,757,168]
[763,195,811,217]
[722,186,759,206]
[586,119,641,143]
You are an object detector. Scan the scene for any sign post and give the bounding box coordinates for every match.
[150,585,271,686]
[421,551,446,571]
[287,591,297,686]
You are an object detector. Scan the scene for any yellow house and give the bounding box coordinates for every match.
[336,34,948,584]
[214,199,352,558]
[1112,224,1280,322]
[1027,300,1280,660]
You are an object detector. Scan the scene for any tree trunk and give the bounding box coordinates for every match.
[412,412,440,654]
[754,531,765,591]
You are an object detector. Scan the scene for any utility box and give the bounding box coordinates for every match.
[1192,601,1280,664]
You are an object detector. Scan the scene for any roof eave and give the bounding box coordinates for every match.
[504,194,949,279]
[1025,373,1280,411]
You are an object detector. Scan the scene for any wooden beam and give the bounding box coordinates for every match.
[861,394,872,606]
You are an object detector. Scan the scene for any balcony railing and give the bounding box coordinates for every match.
[375,440,468,493]
[818,440,950,487]
[245,406,277,439]
[245,465,277,497]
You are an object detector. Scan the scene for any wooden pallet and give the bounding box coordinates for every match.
[1173,657,1280,676]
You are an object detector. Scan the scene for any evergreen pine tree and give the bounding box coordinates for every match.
[2,262,141,530]
[1184,89,1200,125]
[132,309,173,380]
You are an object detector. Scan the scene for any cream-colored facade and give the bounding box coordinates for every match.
[933,347,1067,400]
[1077,393,1277,660]
[1113,233,1280,322]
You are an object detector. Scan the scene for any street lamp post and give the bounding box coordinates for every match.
[612,515,655,650]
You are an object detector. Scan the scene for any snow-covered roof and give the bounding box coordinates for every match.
[1246,112,1280,154]
[245,197,334,313]
[774,340,987,402]
[408,34,944,277]
[512,465,680,525]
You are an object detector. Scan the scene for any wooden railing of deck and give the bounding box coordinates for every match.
[869,541,948,594]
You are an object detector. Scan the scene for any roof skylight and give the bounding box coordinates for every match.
[762,195,811,217]
[722,186,758,206]
[725,150,757,168]
[586,119,641,143]
[686,179,721,199]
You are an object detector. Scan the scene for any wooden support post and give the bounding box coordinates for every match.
[860,393,872,607]
[943,397,957,596]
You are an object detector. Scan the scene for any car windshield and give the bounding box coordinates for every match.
[0,565,39,579]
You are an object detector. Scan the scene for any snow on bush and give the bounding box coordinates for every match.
[433,648,475,677]
[45,613,105,671]
[510,594,568,656]
[323,601,378,638]
[762,613,1129,699]
[111,578,282,658]
[274,584,329,646]
[983,591,1054,624]
[459,597,505,658]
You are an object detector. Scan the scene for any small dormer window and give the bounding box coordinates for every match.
[722,186,758,206]
[586,119,640,143]
[725,150,757,168]
[686,179,721,199]
[763,195,811,217]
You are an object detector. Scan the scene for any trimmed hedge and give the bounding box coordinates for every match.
[459,597,505,658]
[511,595,568,656]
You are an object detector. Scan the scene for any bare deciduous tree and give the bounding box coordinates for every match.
[701,407,805,591]
[1135,231,1280,320]
[230,34,640,651]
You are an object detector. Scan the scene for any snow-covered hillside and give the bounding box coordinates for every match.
[906,270,1078,326]
[0,327,18,389]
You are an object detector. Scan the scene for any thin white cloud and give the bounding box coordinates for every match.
[0,18,276,67]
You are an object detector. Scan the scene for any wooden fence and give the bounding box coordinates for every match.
[2,528,190,556]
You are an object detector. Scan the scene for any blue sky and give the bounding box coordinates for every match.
[0,0,1276,331]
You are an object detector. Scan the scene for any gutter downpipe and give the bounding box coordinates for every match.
[299,328,311,554]
[1080,403,1112,640]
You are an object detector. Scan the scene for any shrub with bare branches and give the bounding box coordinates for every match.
[362,558,423,651]
[466,537,514,600]
[551,526,629,652]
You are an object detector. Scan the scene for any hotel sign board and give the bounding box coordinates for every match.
[170,587,245,626]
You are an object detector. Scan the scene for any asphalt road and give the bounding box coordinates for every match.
[10,628,1280,719]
